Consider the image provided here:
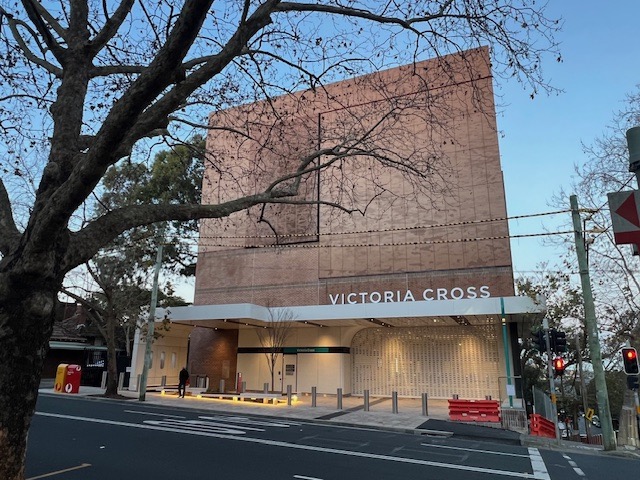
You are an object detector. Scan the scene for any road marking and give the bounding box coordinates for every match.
[35,412,539,478]
[294,475,323,480]
[145,419,264,434]
[562,454,585,476]
[199,415,295,427]
[124,409,185,418]
[26,463,91,479]
[527,448,551,480]
[421,443,530,458]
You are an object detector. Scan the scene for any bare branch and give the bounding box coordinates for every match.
[90,0,135,54]
[21,0,66,62]
[0,5,63,76]
[30,0,67,41]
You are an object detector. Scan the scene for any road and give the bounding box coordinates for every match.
[26,394,639,480]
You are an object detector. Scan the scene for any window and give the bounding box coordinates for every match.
[171,352,177,369]
[160,351,166,370]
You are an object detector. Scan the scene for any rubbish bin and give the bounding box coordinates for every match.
[54,364,68,392]
[64,364,82,394]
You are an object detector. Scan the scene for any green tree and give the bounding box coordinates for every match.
[63,138,203,396]
[0,2,560,477]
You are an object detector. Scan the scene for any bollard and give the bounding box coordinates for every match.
[287,385,292,406]
[311,386,317,407]
[101,371,108,390]
[337,388,343,409]
[392,391,398,414]
[219,379,225,393]
[364,389,370,412]
[241,381,246,393]
[422,393,429,416]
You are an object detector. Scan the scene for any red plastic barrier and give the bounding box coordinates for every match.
[529,414,556,438]
[448,399,500,422]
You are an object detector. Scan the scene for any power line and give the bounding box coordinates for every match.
[193,208,572,241]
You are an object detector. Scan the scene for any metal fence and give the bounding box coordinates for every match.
[532,386,556,422]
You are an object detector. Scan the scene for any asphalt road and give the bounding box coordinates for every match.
[26,394,639,480]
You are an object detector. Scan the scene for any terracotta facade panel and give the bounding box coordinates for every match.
[197,48,514,308]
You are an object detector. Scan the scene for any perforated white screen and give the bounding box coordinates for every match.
[351,325,500,399]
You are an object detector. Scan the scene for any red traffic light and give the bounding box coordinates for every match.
[622,347,639,375]
[553,357,566,376]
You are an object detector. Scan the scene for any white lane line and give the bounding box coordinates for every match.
[527,448,551,480]
[293,476,323,480]
[563,454,586,476]
[36,412,538,478]
[421,442,530,458]
[26,463,91,479]
[123,410,185,418]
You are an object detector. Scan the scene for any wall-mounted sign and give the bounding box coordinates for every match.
[328,286,490,305]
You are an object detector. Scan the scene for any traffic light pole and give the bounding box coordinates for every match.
[542,318,561,443]
[570,195,616,450]
[575,335,592,442]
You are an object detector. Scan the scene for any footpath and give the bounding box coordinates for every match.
[38,382,640,458]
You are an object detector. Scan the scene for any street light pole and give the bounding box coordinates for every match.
[138,226,165,402]
[570,195,616,450]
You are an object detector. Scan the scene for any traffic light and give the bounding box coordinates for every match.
[553,357,566,376]
[550,329,567,353]
[622,347,639,375]
[627,375,639,390]
[532,330,546,351]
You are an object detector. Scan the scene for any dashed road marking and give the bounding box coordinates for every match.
[563,454,586,477]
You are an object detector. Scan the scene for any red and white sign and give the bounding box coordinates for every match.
[608,190,640,245]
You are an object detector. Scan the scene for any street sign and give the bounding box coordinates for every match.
[607,190,640,245]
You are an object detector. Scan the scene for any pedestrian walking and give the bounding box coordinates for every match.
[178,367,189,398]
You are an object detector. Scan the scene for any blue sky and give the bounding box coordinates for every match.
[498,0,640,278]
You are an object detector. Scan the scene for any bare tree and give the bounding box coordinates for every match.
[256,307,295,392]
[550,86,640,356]
[0,1,560,477]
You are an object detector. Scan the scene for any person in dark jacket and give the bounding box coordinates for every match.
[178,367,189,398]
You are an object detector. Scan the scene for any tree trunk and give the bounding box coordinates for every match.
[0,283,58,480]
[105,314,119,396]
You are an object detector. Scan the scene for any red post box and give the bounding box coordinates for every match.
[64,364,82,394]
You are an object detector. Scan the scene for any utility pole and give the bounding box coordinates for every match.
[570,195,616,450]
[138,226,165,402]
